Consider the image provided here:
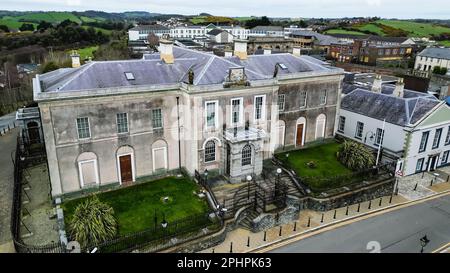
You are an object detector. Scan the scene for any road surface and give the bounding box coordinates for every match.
[269,194,450,253]
[0,112,16,132]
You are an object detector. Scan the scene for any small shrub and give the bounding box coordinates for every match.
[337,140,375,171]
[68,195,117,248]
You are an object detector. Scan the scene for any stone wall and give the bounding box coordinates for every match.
[292,178,395,212]
[251,206,299,233]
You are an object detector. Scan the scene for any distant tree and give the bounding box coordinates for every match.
[37,21,53,32]
[0,24,9,33]
[433,66,448,75]
[298,20,308,28]
[19,23,35,32]
[245,16,271,28]
[147,33,159,48]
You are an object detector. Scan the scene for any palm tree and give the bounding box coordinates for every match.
[337,140,375,171]
[68,195,117,249]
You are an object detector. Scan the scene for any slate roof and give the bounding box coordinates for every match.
[207,29,229,36]
[290,30,338,46]
[341,86,439,126]
[130,24,170,31]
[418,47,450,60]
[39,46,340,93]
[251,26,284,32]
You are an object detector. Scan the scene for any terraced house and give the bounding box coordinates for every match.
[33,39,344,197]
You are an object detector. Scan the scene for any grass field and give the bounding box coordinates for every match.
[354,23,386,36]
[67,45,99,60]
[15,11,82,24]
[62,176,210,235]
[0,18,36,29]
[324,28,367,36]
[376,20,450,37]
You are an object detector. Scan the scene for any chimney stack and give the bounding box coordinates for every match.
[393,78,405,98]
[233,39,248,60]
[159,39,174,64]
[371,74,383,93]
[224,49,233,58]
[263,45,271,55]
[70,50,80,68]
[293,47,302,57]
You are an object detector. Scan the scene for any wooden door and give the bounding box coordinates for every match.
[429,156,437,171]
[119,155,132,183]
[296,124,304,146]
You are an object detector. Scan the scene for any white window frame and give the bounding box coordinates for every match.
[116,152,136,185]
[76,117,91,140]
[442,151,449,165]
[299,91,307,109]
[432,128,443,149]
[416,158,424,173]
[253,95,266,122]
[204,100,219,129]
[230,97,244,126]
[204,140,216,163]
[278,94,285,112]
[78,159,100,188]
[152,147,168,172]
[419,131,430,153]
[338,116,345,133]
[319,90,327,105]
[116,112,129,134]
[355,122,364,139]
[241,144,252,166]
[445,126,450,145]
[375,128,385,146]
[152,108,163,129]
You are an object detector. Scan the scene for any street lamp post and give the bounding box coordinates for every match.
[247,175,252,200]
[161,212,168,228]
[204,169,208,186]
[275,168,282,200]
[420,235,430,253]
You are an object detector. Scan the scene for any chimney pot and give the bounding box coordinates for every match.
[233,39,248,60]
[159,39,174,64]
[393,77,405,98]
[371,74,383,93]
[70,50,80,68]
[293,47,302,57]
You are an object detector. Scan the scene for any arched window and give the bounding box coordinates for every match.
[242,145,252,166]
[204,140,216,163]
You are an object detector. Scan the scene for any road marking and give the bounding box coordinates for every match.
[432,242,450,253]
[251,191,450,253]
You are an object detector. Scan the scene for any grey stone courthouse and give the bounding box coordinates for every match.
[33,39,344,197]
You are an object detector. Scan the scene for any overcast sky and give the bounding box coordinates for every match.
[2,0,449,19]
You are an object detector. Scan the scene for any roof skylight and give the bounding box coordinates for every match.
[124,72,135,80]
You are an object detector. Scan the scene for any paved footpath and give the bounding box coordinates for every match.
[0,128,18,253]
[199,179,450,253]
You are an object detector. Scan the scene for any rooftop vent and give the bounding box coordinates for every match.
[124,72,135,80]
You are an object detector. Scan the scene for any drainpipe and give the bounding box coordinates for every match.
[176,96,182,171]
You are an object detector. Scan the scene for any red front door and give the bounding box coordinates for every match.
[296,124,304,146]
[119,155,132,183]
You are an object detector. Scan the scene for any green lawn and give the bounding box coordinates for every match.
[62,176,210,235]
[324,28,367,36]
[279,142,352,178]
[438,40,450,47]
[376,20,450,37]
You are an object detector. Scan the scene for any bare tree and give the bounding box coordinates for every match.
[147,33,159,49]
